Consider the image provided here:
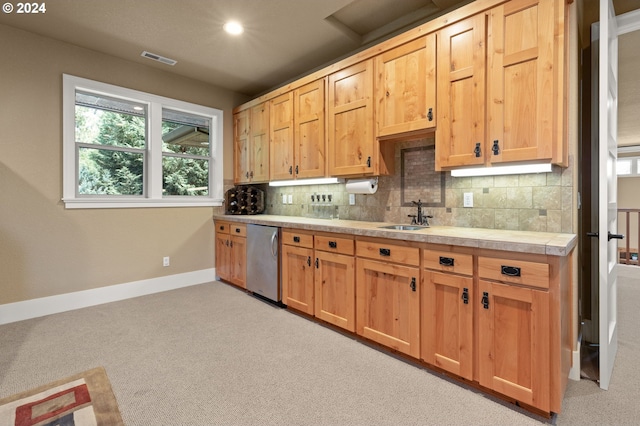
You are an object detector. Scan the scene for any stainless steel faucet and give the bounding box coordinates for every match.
[408,199,432,226]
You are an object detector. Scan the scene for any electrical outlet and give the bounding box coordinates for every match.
[163,256,170,267]
[288,194,293,204]
[349,193,356,205]
[282,194,287,204]
[463,192,473,208]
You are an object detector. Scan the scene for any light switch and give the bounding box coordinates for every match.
[349,194,356,205]
[282,194,287,204]
[463,192,473,208]
[287,194,293,204]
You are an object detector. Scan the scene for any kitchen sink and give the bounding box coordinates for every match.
[378,224,428,231]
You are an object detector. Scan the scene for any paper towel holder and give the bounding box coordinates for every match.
[346,177,378,194]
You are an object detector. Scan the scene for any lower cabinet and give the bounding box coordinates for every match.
[355,238,420,358]
[215,222,246,289]
[281,229,315,315]
[477,255,552,412]
[314,234,355,332]
[421,248,474,380]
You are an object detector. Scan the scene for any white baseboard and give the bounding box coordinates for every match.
[569,341,581,381]
[0,268,216,325]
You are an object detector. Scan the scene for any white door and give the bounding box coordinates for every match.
[598,0,619,391]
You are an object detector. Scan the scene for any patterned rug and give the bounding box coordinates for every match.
[0,367,123,426]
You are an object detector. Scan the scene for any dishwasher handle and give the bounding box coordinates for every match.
[270,230,278,258]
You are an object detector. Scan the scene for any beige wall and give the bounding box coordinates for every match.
[0,24,248,305]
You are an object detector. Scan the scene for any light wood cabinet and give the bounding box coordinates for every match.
[270,92,295,180]
[356,238,420,358]
[436,0,565,170]
[281,229,315,314]
[328,59,392,177]
[314,234,355,332]
[215,222,246,289]
[487,0,559,165]
[477,256,551,412]
[375,34,436,138]
[294,79,326,179]
[234,103,270,184]
[421,249,474,380]
[435,13,486,170]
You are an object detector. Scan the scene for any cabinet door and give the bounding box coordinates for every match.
[295,79,326,179]
[328,60,375,176]
[281,244,315,315]
[233,109,251,184]
[375,34,436,137]
[436,14,486,170]
[487,0,556,164]
[230,235,246,289]
[270,92,295,180]
[478,279,550,412]
[315,250,355,332]
[215,234,231,281]
[422,271,473,380]
[356,258,420,358]
[250,102,270,182]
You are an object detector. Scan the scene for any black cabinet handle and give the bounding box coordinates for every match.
[235,228,241,233]
[410,277,416,292]
[328,241,337,249]
[481,291,489,309]
[295,165,299,175]
[315,258,319,269]
[461,288,469,304]
[501,265,521,277]
[427,107,433,121]
[379,248,391,257]
[293,236,300,243]
[307,256,311,267]
[219,225,225,231]
[439,256,454,267]
[367,156,371,167]
[289,166,293,175]
[492,140,500,155]
[225,240,229,247]
[474,143,481,158]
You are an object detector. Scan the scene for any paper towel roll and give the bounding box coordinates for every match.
[345,178,378,194]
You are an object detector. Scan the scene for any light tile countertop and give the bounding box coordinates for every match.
[213,214,577,256]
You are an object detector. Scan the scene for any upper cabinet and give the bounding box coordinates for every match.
[436,14,487,170]
[436,0,565,170]
[270,79,326,182]
[234,102,270,184]
[375,34,437,138]
[294,79,326,179]
[328,59,376,176]
[487,0,559,165]
[270,92,295,180]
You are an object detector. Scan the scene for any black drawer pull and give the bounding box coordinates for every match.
[219,225,225,231]
[329,241,337,249]
[293,236,300,243]
[501,265,521,277]
[235,228,241,233]
[379,248,391,256]
[439,256,454,267]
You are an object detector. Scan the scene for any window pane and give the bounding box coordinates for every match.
[76,92,146,149]
[79,147,144,195]
[162,156,209,196]
[162,109,210,157]
[617,159,631,175]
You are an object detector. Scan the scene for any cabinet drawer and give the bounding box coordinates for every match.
[423,249,473,276]
[215,221,230,234]
[315,234,354,256]
[229,223,246,237]
[356,239,420,266]
[282,229,314,248]
[478,257,549,289]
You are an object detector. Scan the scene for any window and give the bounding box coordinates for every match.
[617,156,640,178]
[63,75,223,208]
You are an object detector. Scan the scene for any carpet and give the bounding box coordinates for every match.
[0,367,123,426]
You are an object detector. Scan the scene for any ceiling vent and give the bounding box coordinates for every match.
[141,51,177,66]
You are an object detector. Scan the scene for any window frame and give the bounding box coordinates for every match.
[63,74,223,209]
[617,155,640,178]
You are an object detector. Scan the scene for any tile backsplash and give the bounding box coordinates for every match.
[226,137,574,233]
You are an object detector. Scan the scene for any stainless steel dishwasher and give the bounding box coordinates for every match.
[246,224,281,302]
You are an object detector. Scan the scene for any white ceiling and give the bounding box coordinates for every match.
[0,0,469,97]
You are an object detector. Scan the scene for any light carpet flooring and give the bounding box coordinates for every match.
[1,265,639,425]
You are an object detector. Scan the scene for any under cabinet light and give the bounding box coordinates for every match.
[450,163,552,177]
[268,177,343,187]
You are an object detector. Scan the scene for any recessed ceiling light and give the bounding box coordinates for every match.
[224,21,244,35]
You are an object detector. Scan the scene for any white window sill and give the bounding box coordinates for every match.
[63,198,223,209]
